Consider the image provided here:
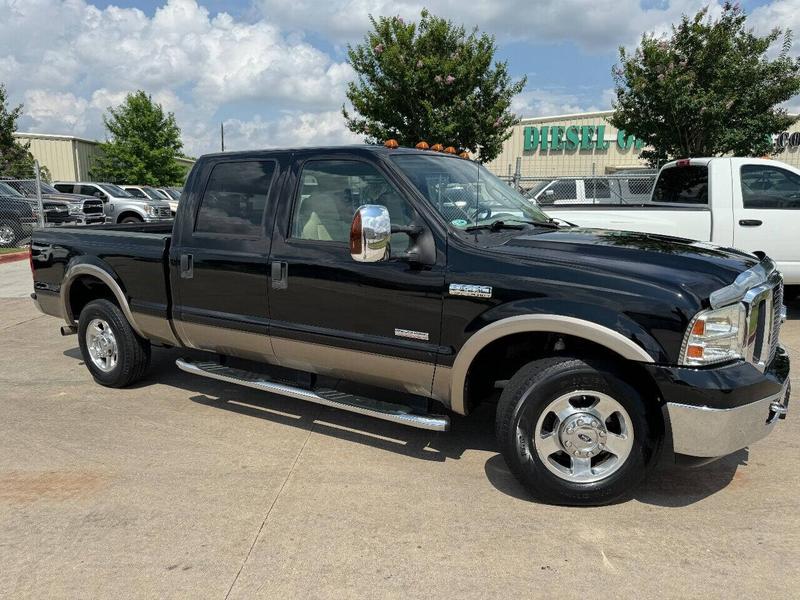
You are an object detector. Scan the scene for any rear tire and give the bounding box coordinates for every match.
[78,299,151,387]
[495,356,659,506]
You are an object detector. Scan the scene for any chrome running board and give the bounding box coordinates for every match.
[176,358,450,432]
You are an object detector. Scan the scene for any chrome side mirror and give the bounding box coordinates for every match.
[350,204,391,263]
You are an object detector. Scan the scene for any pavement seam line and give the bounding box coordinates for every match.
[0,314,46,331]
[223,413,318,600]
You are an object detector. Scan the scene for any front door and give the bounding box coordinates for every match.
[734,162,800,282]
[170,157,282,362]
[267,153,445,397]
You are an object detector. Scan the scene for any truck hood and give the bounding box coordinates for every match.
[494,227,758,303]
[42,192,95,204]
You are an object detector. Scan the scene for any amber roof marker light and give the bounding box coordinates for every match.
[431,143,444,152]
[384,139,399,149]
[415,141,430,150]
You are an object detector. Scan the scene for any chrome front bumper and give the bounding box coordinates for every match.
[666,378,790,457]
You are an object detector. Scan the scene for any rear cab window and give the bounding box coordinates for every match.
[651,165,709,205]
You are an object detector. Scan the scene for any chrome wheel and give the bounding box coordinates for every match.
[0,224,15,246]
[534,390,634,483]
[85,318,118,372]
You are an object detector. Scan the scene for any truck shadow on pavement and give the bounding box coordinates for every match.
[62,345,749,508]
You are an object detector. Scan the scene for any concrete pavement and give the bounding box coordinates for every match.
[1,261,798,599]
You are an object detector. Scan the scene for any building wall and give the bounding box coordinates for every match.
[486,110,800,177]
[13,132,193,182]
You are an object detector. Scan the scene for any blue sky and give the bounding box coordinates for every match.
[2,0,795,155]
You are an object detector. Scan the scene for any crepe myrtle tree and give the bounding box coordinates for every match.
[610,2,800,166]
[90,90,185,186]
[343,10,526,162]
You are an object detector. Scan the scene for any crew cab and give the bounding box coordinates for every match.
[541,158,800,284]
[53,181,172,224]
[0,185,36,247]
[30,146,791,505]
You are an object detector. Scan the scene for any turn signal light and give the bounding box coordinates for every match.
[686,345,704,359]
[384,139,399,149]
[691,320,705,336]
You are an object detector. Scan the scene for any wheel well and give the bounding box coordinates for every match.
[463,332,663,417]
[67,275,117,321]
[116,211,143,223]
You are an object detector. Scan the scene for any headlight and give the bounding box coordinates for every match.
[680,303,746,366]
[144,204,157,216]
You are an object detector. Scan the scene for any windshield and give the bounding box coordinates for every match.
[0,181,23,196]
[100,183,133,197]
[140,186,165,200]
[391,154,551,229]
[164,188,181,200]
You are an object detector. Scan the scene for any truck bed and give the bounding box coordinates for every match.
[31,223,175,345]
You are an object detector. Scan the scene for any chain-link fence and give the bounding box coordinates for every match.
[0,162,46,249]
[500,173,657,206]
[0,161,107,249]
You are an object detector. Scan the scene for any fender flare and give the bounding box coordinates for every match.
[60,262,146,338]
[446,314,656,415]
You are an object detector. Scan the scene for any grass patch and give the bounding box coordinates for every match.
[0,247,25,255]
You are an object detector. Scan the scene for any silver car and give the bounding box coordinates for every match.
[53,181,172,224]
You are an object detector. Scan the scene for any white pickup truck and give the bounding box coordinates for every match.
[542,157,800,284]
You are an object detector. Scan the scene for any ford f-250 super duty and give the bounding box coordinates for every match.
[30,145,791,505]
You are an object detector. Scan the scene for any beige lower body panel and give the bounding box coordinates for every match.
[271,337,435,398]
[173,319,277,363]
[133,311,179,346]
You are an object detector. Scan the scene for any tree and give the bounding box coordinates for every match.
[0,83,41,179]
[610,2,800,166]
[343,10,526,162]
[90,91,185,185]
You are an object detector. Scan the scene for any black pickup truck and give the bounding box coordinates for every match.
[30,145,790,505]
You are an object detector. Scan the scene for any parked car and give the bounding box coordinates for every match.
[2,179,105,225]
[31,145,790,505]
[154,187,182,215]
[0,184,37,247]
[540,158,800,284]
[0,180,74,226]
[524,175,653,205]
[53,181,172,224]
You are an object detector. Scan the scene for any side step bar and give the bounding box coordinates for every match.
[176,359,450,432]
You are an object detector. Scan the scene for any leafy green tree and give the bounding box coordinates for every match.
[343,10,526,162]
[610,2,800,166]
[90,90,185,185]
[0,83,41,179]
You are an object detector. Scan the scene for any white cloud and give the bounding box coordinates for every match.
[255,0,724,50]
[750,0,800,57]
[1,0,355,155]
[221,111,362,151]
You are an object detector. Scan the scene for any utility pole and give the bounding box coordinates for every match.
[220,122,225,152]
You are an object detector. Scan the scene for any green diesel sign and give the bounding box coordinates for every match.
[523,124,643,152]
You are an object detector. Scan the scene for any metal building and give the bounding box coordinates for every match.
[12,132,195,181]
[485,110,800,178]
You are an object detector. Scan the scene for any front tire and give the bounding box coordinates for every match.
[495,357,659,506]
[78,299,151,387]
[120,215,143,224]
[0,220,19,247]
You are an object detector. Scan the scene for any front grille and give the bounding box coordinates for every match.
[769,282,784,363]
[82,200,104,215]
[156,207,171,218]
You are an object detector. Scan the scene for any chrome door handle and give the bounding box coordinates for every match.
[180,254,194,279]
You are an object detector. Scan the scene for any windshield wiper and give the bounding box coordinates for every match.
[465,220,526,232]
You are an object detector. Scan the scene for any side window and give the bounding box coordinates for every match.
[291,160,416,251]
[652,166,709,205]
[741,165,800,209]
[126,187,147,198]
[584,178,611,201]
[195,160,276,236]
[54,183,73,193]
[545,179,578,204]
[77,185,99,196]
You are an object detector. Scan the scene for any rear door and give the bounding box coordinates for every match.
[733,160,800,281]
[170,155,286,362]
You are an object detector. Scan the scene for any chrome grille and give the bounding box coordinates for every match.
[82,199,104,214]
[769,281,784,364]
[156,206,171,218]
